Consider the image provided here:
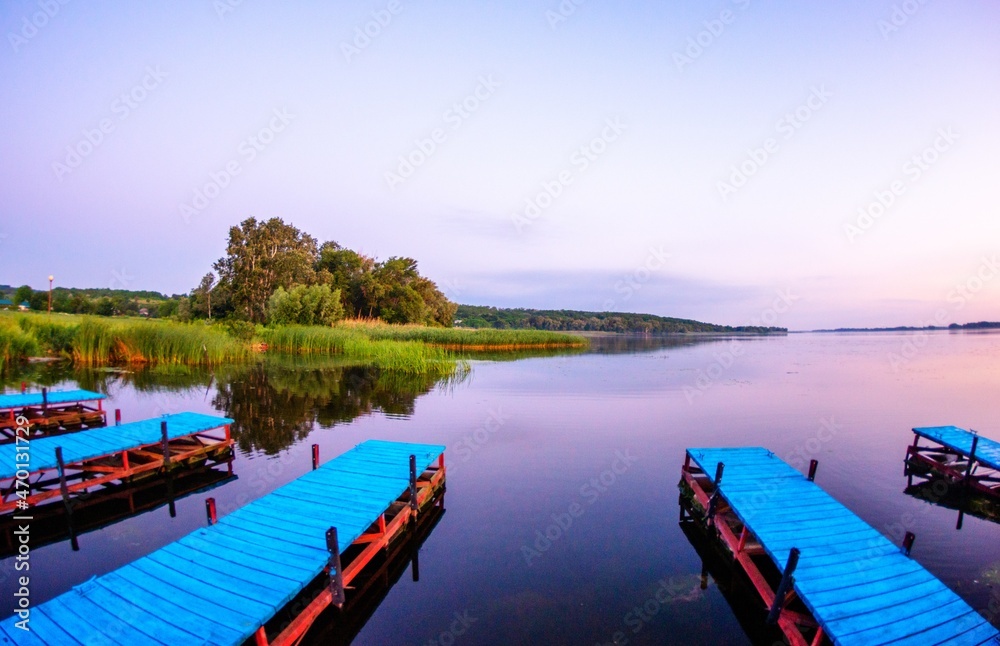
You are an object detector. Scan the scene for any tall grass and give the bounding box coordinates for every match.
[260,325,460,375]
[1,311,574,375]
[0,318,40,373]
[1,313,250,368]
[338,319,587,350]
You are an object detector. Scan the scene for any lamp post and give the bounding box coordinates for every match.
[48,275,53,313]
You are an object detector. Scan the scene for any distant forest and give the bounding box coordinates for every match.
[815,322,1000,332]
[455,305,786,334]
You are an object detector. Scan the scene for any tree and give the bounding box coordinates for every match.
[213,217,318,323]
[193,272,216,319]
[316,242,375,316]
[13,285,33,306]
[268,284,344,326]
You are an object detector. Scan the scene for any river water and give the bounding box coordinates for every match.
[2,331,999,645]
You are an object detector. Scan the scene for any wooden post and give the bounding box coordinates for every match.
[20,382,26,394]
[312,444,320,470]
[714,461,725,485]
[205,498,217,525]
[767,547,800,624]
[161,420,170,465]
[902,531,916,556]
[42,387,48,412]
[326,527,346,608]
[114,409,121,426]
[55,446,71,509]
[808,459,819,482]
[409,454,418,514]
[964,433,979,483]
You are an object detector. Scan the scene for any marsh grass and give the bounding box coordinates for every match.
[1,311,579,374]
[1,313,250,368]
[338,319,587,350]
[260,325,461,375]
[0,317,40,373]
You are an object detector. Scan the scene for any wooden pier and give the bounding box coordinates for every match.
[0,412,233,514]
[0,439,446,645]
[0,460,235,557]
[680,446,1000,646]
[0,388,107,441]
[907,426,1000,499]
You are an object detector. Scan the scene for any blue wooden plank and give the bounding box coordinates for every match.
[57,584,178,645]
[157,542,300,593]
[212,522,325,558]
[99,571,249,643]
[0,439,444,646]
[0,390,106,410]
[179,531,318,579]
[685,446,1000,646]
[39,597,120,646]
[0,412,233,479]
[0,624,47,646]
[852,606,993,645]
[125,561,273,620]
[914,426,1000,471]
[827,595,971,641]
[2,607,79,646]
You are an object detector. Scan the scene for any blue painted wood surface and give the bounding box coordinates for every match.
[0,390,105,411]
[0,412,233,480]
[0,439,445,645]
[913,425,1000,471]
[687,446,1000,646]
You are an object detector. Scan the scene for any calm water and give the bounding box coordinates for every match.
[2,332,1000,645]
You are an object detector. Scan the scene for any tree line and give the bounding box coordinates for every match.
[455,305,786,334]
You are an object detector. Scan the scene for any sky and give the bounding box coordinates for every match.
[2,0,999,330]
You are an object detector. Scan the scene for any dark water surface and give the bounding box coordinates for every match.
[3,332,1000,645]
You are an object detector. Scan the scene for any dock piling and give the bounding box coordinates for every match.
[312,444,319,470]
[55,446,71,509]
[115,409,121,426]
[766,547,799,625]
[902,531,916,556]
[807,459,819,481]
[327,526,346,608]
[205,497,217,525]
[41,387,48,411]
[409,454,418,514]
[161,420,170,465]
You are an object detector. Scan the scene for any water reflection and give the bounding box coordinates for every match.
[215,361,462,454]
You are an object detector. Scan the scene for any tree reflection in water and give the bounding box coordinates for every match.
[2,358,466,456]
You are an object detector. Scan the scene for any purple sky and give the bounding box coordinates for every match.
[2,1,998,330]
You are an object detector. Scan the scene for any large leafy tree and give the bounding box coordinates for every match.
[214,217,318,323]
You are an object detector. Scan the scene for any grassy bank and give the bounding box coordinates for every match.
[259,326,459,375]
[2,313,251,368]
[337,319,588,350]
[1,312,584,374]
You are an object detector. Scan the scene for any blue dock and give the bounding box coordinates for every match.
[682,447,1000,646]
[0,390,105,411]
[0,412,233,513]
[0,439,446,645]
[909,426,1000,499]
[1,389,107,439]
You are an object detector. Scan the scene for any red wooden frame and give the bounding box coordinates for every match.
[680,454,825,646]
[0,424,232,513]
[257,452,446,646]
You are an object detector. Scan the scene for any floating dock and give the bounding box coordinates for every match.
[0,439,446,645]
[680,446,1000,646]
[0,460,235,557]
[907,426,1000,499]
[0,412,233,514]
[0,389,107,441]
